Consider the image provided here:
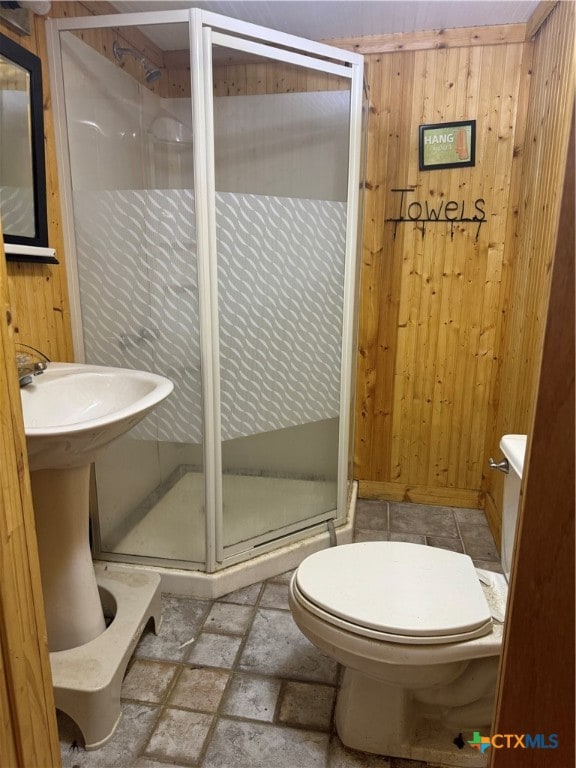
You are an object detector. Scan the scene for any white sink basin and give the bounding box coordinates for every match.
[21,362,174,471]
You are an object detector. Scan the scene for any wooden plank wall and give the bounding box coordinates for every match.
[212,62,347,95]
[0,223,60,766]
[354,37,527,508]
[482,0,575,540]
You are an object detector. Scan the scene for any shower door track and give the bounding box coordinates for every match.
[218,510,337,562]
[92,512,336,574]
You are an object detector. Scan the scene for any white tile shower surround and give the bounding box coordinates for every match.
[58,500,501,768]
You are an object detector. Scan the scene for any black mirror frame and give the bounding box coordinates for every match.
[0,32,50,258]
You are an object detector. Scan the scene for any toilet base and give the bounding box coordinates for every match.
[50,563,161,750]
[336,668,490,767]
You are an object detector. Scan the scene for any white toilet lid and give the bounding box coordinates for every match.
[295,542,492,643]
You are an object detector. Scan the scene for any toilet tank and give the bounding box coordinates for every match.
[499,434,528,581]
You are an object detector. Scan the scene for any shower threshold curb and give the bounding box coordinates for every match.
[50,564,161,750]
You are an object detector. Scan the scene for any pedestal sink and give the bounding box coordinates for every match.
[21,362,173,652]
[23,362,173,472]
[20,362,173,749]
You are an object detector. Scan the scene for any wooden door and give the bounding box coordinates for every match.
[490,113,575,767]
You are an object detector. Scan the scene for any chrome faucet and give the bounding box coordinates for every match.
[16,343,50,388]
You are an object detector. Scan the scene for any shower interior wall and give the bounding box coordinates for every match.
[58,25,354,567]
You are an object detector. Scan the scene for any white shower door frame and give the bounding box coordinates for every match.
[47,8,363,573]
[192,13,363,569]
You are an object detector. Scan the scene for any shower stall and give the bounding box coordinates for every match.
[47,9,363,596]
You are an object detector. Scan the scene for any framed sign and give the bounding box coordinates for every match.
[419,120,476,171]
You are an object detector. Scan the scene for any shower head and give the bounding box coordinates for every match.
[144,66,162,84]
[112,40,161,84]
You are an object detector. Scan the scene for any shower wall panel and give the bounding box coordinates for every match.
[61,33,156,192]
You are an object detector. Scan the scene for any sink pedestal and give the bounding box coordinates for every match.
[31,466,106,651]
[31,468,162,748]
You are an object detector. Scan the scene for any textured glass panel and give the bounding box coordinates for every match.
[59,26,204,566]
[213,46,351,551]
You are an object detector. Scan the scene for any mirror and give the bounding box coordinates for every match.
[0,32,52,261]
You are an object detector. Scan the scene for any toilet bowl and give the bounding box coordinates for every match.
[289,543,505,765]
[288,435,526,767]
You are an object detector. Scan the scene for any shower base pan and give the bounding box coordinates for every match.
[105,467,339,562]
[50,564,161,750]
[97,481,358,600]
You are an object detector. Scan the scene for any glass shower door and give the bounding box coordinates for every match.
[203,28,359,564]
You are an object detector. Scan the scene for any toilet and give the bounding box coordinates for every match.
[289,435,527,767]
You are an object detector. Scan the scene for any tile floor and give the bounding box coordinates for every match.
[58,500,501,768]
